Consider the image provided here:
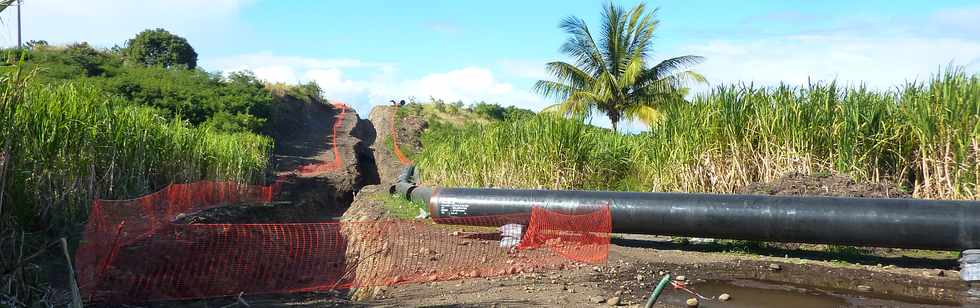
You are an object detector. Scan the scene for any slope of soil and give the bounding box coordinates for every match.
[183,98,375,224]
[742,172,911,198]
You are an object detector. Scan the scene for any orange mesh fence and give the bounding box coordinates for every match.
[297,103,349,175]
[519,205,613,264]
[74,181,281,297]
[75,206,611,304]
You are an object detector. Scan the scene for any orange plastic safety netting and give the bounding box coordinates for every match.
[75,206,611,304]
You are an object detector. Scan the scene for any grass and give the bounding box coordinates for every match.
[384,135,418,162]
[374,193,426,220]
[396,101,492,126]
[396,99,534,126]
[0,66,272,229]
[416,68,979,200]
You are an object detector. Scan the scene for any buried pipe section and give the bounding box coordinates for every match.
[391,166,980,296]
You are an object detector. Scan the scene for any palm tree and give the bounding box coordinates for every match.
[535,2,705,132]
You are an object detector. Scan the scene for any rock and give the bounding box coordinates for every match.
[567,288,576,293]
[675,275,687,281]
[607,297,621,306]
[614,290,623,296]
[857,285,873,292]
[719,293,731,301]
[635,274,644,281]
[768,263,782,271]
[686,298,699,307]
[589,296,605,303]
[924,269,945,277]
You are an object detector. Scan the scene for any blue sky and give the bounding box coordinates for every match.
[2,0,979,130]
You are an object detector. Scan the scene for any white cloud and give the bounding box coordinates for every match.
[208,53,550,114]
[676,35,980,92]
[396,67,513,101]
[0,0,254,48]
[497,59,551,80]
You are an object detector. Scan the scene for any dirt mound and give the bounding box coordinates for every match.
[364,106,427,184]
[742,172,911,198]
[394,114,427,154]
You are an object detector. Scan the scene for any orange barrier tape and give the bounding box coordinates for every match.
[297,103,349,175]
[390,108,412,165]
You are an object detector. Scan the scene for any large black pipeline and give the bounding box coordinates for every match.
[391,165,980,290]
[428,188,980,251]
[393,166,980,251]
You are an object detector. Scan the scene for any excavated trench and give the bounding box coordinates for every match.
[179,100,384,224]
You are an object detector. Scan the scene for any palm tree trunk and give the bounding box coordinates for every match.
[607,110,621,133]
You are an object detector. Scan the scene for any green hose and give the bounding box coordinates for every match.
[644,274,672,308]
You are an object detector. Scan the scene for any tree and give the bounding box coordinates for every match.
[124,28,198,69]
[534,2,705,132]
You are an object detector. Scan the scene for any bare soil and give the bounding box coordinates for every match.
[742,172,911,199]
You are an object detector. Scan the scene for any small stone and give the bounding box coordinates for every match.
[606,296,621,306]
[857,285,873,292]
[614,290,623,296]
[686,298,699,307]
[593,266,602,272]
[719,293,731,301]
[567,288,576,293]
[589,296,605,303]
[675,275,687,281]
[768,263,782,271]
[635,274,644,281]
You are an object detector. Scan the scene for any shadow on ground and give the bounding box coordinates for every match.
[612,237,959,270]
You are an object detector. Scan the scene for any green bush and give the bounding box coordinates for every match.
[471,101,534,121]
[124,28,198,69]
[1,44,276,133]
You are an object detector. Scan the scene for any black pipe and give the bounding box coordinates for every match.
[428,188,980,251]
[390,165,433,206]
